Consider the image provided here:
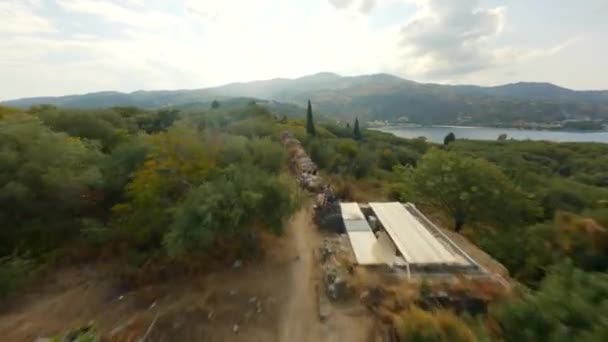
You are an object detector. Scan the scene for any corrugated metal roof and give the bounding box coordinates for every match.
[369,202,462,265]
[340,203,383,265]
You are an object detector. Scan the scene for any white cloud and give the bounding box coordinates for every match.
[395,0,586,82]
[56,0,179,30]
[328,0,378,13]
[399,0,505,77]
[360,0,377,14]
[329,0,354,10]
[0,0,55,34]
[492,36,584,65]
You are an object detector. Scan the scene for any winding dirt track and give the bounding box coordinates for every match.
[279,208,324,341]
[0,208,375,341]
[279,208,376,342]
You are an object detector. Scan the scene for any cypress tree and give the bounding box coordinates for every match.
[444,132,456,145]
[306,100,316,136]
[353,117,362,140]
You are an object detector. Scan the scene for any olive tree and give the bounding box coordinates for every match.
[394,149,536,232]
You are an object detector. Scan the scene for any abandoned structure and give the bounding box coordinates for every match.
[340,202,482,277]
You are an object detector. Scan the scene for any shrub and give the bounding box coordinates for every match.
[0,256,35,298]
[397,307,477,342]
[494,263,608,342]
[164,166,299,257]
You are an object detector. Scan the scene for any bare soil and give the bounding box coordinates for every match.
[0,208,376,341]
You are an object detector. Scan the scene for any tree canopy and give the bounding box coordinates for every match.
[393,148,537,232]
[444,132,456,145]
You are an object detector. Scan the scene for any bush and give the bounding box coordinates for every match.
[164,166,299,257]
[397,307,477,342]
[494,263,608,341]
[0,256,35,298]
[248,138,287,173]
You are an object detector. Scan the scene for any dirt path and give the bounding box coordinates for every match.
[0,207,375,341]
[279,207,324,341]
[279,207,377,342]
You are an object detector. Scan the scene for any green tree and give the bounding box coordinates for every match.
[353,117,362,140]
[394,149,536,232]
[111,124,214,246]
[0,113,102,254]
[306,100,316,136]
[211,100,220,109]
[444,132,456,145]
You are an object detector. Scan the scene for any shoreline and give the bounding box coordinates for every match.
[371,124,608,134]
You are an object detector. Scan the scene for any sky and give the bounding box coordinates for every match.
[1,0,608,99]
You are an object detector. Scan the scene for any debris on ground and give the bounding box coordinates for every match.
[318,236,356,302]
[61,322,99,342]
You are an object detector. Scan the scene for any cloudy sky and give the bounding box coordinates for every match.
[2,0,607,99]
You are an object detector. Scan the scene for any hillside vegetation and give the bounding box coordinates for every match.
[2,101,608,340]
[0,102,305,295]
[299,113,608,340]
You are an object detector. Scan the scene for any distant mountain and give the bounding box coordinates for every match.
[3,73,608,125]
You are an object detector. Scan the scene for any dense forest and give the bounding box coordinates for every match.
[0,102,304,294]
[1,101,608,340]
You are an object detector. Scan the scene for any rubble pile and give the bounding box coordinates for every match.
[318,236,355,302]
[281,131,343,231]
[281,131,323,192]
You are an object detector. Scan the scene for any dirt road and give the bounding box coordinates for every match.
[279,208,376,342]
[279,208,324,341]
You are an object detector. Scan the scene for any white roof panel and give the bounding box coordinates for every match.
[340,202,383,265]
[347,230,382,265]
[340,202,366,221]
[369,202,460,265]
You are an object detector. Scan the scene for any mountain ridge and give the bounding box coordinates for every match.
[3,73,608,125]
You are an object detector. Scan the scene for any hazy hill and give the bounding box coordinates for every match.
[4,73,608,125]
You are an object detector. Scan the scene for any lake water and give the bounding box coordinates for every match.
[375,126,608,144]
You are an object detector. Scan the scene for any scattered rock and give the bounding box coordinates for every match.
[117,295,124,301]
[316,283,331,322]
[232,260,243,268]
[64,322,98,342]
[233,324,239,333]
[149,301,156,310]
[109,317,137,337]
[360,287,386,307]
[248,296,258,305]
[326,280,348,301]
[229,290,237,296]
[319,245,333,263]
[323,266,352,302]
[207,310,214,319]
